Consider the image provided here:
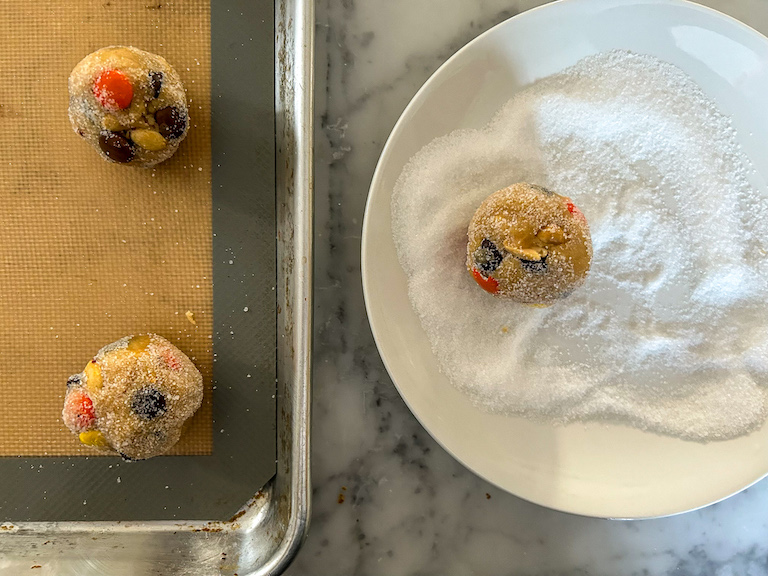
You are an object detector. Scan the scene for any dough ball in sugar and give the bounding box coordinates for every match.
[62,334,203,460]
[466,183,592,305]
[68,46,189,167]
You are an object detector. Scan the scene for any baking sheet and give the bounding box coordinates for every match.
[0,0,212,455]
[0,0,277,521]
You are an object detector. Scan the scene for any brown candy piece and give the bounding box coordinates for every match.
[131,387,167,420]
[155,106,187,139]
[98,131,135,163]
[148,71,163,99]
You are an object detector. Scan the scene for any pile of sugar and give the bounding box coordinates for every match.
[391,50,768,441]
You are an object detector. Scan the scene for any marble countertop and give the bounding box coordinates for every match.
[288,1,768,574]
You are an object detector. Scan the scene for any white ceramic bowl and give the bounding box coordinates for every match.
[362,0,768,518]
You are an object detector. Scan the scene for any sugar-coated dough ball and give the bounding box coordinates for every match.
[62,334,203,460]
[68,46,189,167]
[467,183,592,305]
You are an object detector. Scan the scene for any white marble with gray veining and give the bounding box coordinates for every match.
[287,1,768,574]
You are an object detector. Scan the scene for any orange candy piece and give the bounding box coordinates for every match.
[64,389,96,432]
[160,348,182,371]
[93,70,134,110]
[471,267,499,294]
[566,198,587,222]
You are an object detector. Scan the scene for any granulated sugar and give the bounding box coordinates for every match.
[391,50,768,441]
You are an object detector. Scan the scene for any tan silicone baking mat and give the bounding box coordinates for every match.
[0,1,212,455]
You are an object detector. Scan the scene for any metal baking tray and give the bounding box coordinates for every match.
[0,0,312,572]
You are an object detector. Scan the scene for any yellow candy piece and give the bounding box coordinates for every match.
[130,128,167,151]
[127,334,151,353]
[79,430,109,447]
[84,360,102,391]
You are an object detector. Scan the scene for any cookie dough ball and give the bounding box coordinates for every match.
[62,334,203,460]
[467,183,592,305]
[68,46,189,167]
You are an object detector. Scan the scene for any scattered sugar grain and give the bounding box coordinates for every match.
[391,50,768,441]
